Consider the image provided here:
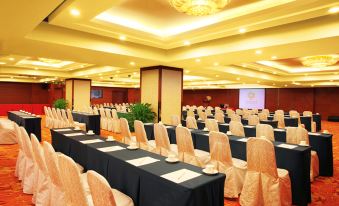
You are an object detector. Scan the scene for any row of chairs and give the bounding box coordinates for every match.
[13,121,134,206]
[186,116,319,181]
[120,118,291,205]
[44,106,86,131]
[98,108,121,132]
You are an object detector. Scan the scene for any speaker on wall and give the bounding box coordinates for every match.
[41,83,49,90]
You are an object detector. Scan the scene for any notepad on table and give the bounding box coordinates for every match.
[244,125,255,128]
[65,133,84,137]
[161,169,201,184]
[274,129,285,132]
[277,143,297,149]
[308,132,321,136]
[237,138,248,142]
[98,146,125,152]
[126,156,160,167]
[55,128,72,132]
[80,139,104,144]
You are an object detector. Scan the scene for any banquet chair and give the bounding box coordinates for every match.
[153,123,178,157]
[209,132,247,198]
[258,112,268,121]
[87,170,134,206]
[187,110,195,118]
[175,126,210,167]
[0,119,17,144]
[57,108,68,128]
[58,154,93,206]
[236,109,243,116]
[120,118,136,144]
[198,111,208,121]
[20,127,35,194]
[214,112,225,123]
[61,109,70,126]
[205,119,219,132]
[252,109,259,114]
[242,110,251,119]
[256,124,275,141]
[226,109,235,116]
[230,114,241,122]
[66,109,86,131]
[170,115,180,126]
[99,108,108,130]
[14,124,25,180]
[286,127,319,181]
[229,121,245,137]
[31,134,50,205]
[111,109,121,133]
[262,109,270,117]
[289,110,303,127]
[303,111,317,132]
[134,120,156,151]
[51,108,62,128]
[248,115,259,126]
[44,106,52,128]
[93,107,99,115]
[274,113,285,128]
[205,108,213,116]
[186,116,198,129]
[240,137,292,206]
[105,109,114,132]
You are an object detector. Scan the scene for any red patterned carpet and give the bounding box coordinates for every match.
[0,116,338,205]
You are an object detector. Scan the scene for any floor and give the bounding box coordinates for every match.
[0,116,338,205]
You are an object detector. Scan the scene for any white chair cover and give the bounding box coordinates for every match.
[230,114,241,122]
[248,115,259,126]
[274,113,285,129]
[99,108,108,130]
[111,109,121,133]
[120,118,133,144]
[214,112,225,123]
[258,112,268,121]
[240,137,292,206]
[303,111,317,132]
[20,127,35,194]
[0,120,17,144]
[205,119,219,132]
[14,124,25,180]
[134,120,155,151]
[153,123,178,157]
[186,116,198,129]
[170,115,180,126]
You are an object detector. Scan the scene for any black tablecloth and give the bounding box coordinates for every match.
[51,129,225,206]
[268,116,298,127]
[269,113,322,131]
[72,112,100,135]
[7,111,41,141]
[144,124,311,206]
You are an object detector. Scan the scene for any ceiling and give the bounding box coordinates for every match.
[0,0,338,89]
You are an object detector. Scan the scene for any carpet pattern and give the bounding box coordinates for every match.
[0,116,338,205]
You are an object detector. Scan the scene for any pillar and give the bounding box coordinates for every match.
[140,66,183,124]
[65,78,91,110]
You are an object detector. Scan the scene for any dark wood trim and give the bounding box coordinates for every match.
[158,69,162,121]
[65,78,91,81]
[71,79,74,110]
[180,69,183,121]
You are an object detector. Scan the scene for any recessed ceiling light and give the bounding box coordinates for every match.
[80,65,84,68]
[33,77,37,79]
[133,72,137,75]
[257,80,261,83]
[195,59,201,62]
[239,28,246,33]
[242,64,247,67]
[99,73,102,76]
[9,57,15,61]
[116,70,120,73]
[184,40,190,46]
[100,77,103,79]
[215,75,219,77]
[213,62,219,66]
[284,84,287,87]
[273,83,276,85]
[273,71,277,74]
[311,84,314,87]
[0,62,5,65]
[119,35,126,41]
[259,68,264,71]
[255,50,262,55]
[69,68,74,71]
[70,9,80,16]
[271,56,277,59]
[34,67,39,70]
[330,79,334,82]
[10,76,13,79]
[85,75,89,78]
[236,77,240,81]
[129,62,136,66]
[328,7,339,14]
[304,74,308,76]
[185,70,190,74]
[114,74,118,77]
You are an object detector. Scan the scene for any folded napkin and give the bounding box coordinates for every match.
[80,139,104,144]
[55,128,72,132]
[126,156,160,167]
[98,146,125,152]
[161,169,201,184]
[65,133,85,137]
[277,143,297,149]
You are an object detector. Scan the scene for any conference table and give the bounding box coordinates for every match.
[269,112,322,131]
[144,123,311,205]
[180,120,333,176]
[51,129,225,206]
[7,111,41,141]
[72,112,101,135]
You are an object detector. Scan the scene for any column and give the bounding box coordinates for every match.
[140,66,183,124]
[65,78,91,110]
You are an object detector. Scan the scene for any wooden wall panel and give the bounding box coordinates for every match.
[90,86,129,104]
[314,87,339,119]
[127,88,140,103]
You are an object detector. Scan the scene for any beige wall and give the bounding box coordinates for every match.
[65,79,73,109]
[73,80,91,110]
[141,69,159,122]
[161,70,182,124]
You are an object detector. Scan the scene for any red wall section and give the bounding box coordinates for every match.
[314,87,339,119]
[128,88,141,103]
[183,89,239,108]
[90,87,129,104]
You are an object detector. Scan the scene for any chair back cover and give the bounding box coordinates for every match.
[105,109,113,118]
[120,118,132,144]
[20,127,34,159]
[31,134,48,176]
[154,123,172,156]
[226,109,235,116]
[258,112,268,121]
[187,110,195,117]
[175,126,201,167]
[209,131,233,168]
[58,154,91,206]
[256,124,275,141]
[198,112,207,121]
[87,170,117,206]
[286,126,309,145]
[248,115,259,126]
[134,120,148,143]
[274,113,285,128]
[230,114,241,122]
[229,121,245,136]
[42,141,62,188]
[205,119,219,132]
[186,116,198,129]
[214,112,225,123]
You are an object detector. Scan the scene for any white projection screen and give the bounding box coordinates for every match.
[239,89,265,109]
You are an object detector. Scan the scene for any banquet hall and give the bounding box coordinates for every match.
[0,0,338,206]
